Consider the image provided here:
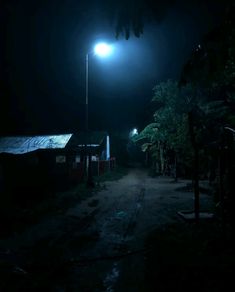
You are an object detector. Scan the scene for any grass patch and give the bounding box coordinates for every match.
[0,183,95,238]
[94,166,128,183]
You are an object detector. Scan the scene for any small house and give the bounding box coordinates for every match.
[0,132,114,196]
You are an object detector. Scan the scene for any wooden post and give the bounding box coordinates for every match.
[174,152,178,182]
[194,146,200,221]
[188,111,200,222]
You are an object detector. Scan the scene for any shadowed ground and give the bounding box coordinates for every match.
[1,167,231,291]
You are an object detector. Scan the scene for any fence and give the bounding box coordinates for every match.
[68,157,116,184]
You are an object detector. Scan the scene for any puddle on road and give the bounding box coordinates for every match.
[136,202,142,209]
[115,211,127,219]
[103,262,120,292]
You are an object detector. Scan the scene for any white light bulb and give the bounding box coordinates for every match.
[94,43,112,57]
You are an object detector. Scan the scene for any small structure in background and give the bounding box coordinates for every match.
[0,132,115,197]
[68,131,115,178]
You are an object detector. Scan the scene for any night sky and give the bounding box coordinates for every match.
[0,0,224,135]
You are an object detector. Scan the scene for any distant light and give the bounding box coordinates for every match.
[130,128,138,138]
[133,128,138,135]
[94,42,112,57]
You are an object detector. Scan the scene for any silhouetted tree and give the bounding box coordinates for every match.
[101,0,232,39]
[180,5,235,225]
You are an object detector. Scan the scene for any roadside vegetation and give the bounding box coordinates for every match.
[132,9,235,228]
[94,165,128,183]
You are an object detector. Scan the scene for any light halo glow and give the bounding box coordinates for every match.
[94,42,112,57]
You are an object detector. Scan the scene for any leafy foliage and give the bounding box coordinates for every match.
[101,0,233,39]
[101,0,175,39]
[133,123,159,143]
[132,80,196,177]
[133,5,235,223]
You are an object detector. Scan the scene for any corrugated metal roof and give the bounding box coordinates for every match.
[0,134,73,155]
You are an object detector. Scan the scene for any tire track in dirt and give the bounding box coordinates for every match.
[123,187,145,239]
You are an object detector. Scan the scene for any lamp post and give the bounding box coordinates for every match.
[85,42,113,187]
[85,52,92,187]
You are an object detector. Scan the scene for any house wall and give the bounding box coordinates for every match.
[0,142,115,200]
[0,163,3,193]
[0,152,47,204]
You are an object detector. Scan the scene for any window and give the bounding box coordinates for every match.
[92,155,98,161]
[75,155,80,163]
[56,155,66,163]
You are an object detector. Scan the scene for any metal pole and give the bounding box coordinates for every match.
[85,53,94,187]
[84,53,88,179]
[85,53,88,133]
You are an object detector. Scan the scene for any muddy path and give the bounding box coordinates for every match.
[0,168,213,291]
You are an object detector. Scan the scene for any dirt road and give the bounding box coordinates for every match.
[0,168,213,291]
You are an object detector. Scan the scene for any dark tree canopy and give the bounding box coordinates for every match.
[102,0,175,39]
[101,0,232,39]
[180,3,235,87]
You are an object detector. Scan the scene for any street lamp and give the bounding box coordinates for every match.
[94,43,113,57]
[132,128,138,135]
[129,128,138,138]
[85,42,113,187]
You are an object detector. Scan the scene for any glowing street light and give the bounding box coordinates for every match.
[129,128,138,138]
[133,128,138,135]
[94,42,113,57]
[85,42,113,187]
